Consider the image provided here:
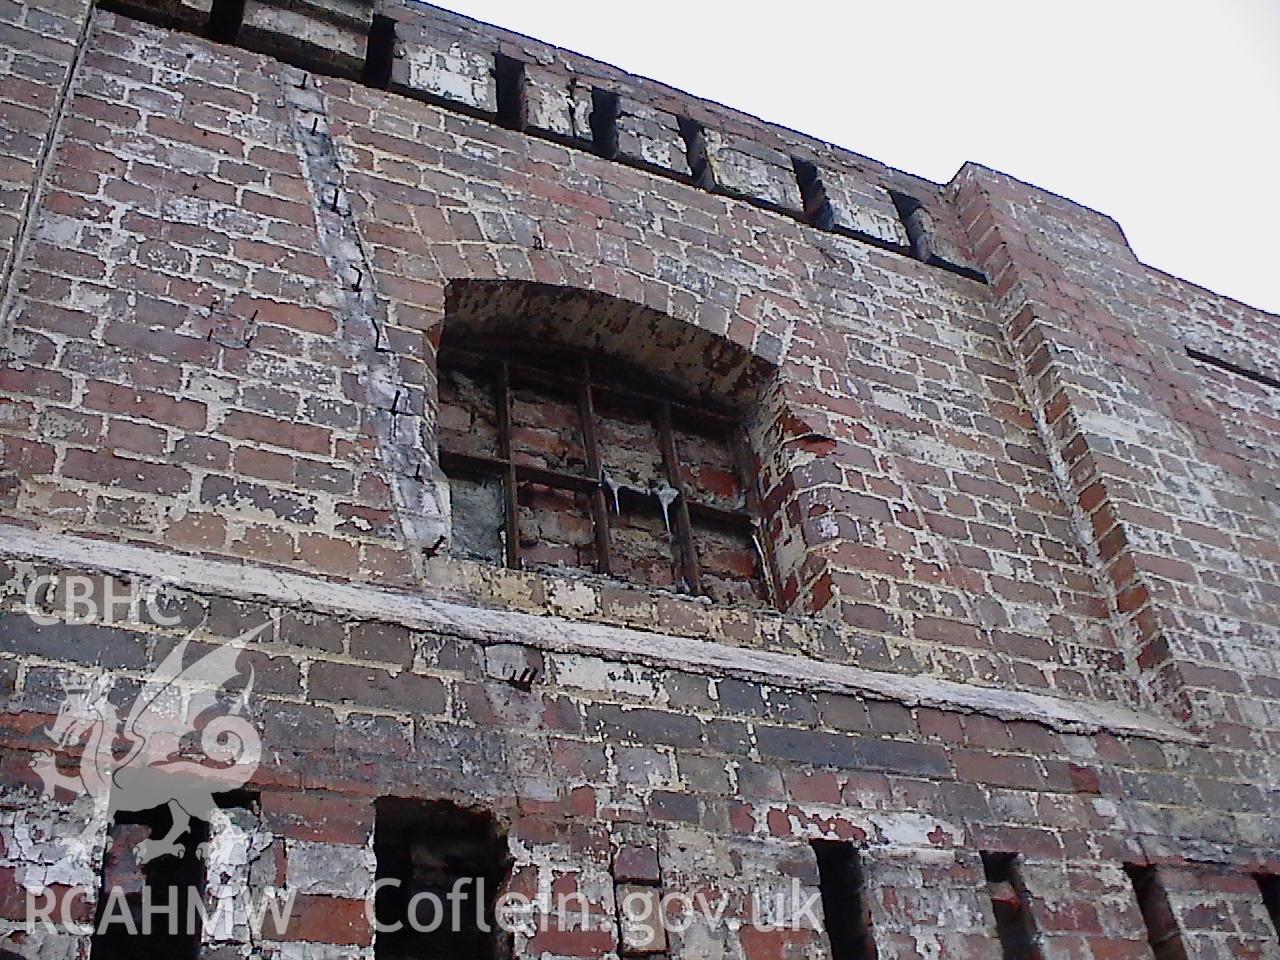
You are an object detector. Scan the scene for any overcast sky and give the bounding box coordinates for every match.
[434,0,1280,315]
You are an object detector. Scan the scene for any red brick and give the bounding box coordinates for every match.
[83,380,207,429]
[222,410,330,455]
[282,895,371,945]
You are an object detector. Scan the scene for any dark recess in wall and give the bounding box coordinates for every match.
[678,117,714,191]
[90,805,210,960]
[589,89,620,159]
[494,53,526,131]
[362,15,396,89]
[206,0,244,44]
[981,852,1043,960]
[792,156,834,230]
[1186,346,1280,390]
[811,840,877,960]
[1257,874,1280,938]
[1124,865,1189,960]
[374,798,513,960]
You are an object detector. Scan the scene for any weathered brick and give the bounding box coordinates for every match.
[0,14,1275,960]
[308,661,446,713]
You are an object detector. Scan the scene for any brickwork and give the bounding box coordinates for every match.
[0,12,1132,702]
[951,166,1280,739]
[0,1,1278,959]
[0,0,93,321]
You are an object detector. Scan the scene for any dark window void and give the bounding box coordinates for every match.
[205,0,244,44]
[1257,874,1280,939]
[1125,865,1189,960]
[981,853,1043,960]
[90,805,209,960]
[589,90,620,159]
[811,840,877,960]
[792,157,834,231]
[888,190,932,263]
[494,54,526,131]
[362,15,396,89]
[374,798,512,960]
[678,117,714,190]
[437,340,777,607]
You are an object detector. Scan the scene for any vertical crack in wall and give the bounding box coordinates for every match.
[0,1,95,355]
[279,66,447,582]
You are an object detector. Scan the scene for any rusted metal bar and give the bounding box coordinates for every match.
[495,361,520,568]
[444,447,754,527]
[441,343,737,427]
[685,499,756,528]
[732,431,783,608]
[657,402,702,595]
[439,450,598,493]
[577,357,613,575]
[595,381,736,429]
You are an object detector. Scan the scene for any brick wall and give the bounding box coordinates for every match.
[0,12,1132,703]
[1,2,1278,959]
[0,0,93,311]
[952,165,1280,740]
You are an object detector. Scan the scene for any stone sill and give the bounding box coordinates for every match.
[0,523,1195,743]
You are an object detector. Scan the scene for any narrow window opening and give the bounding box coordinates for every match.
[374,798,512,960]
[205,0,245,44]
[362,15,396,89]
[811,840,877,960]
[792,157,834,231]
[1125,864,1189,960]
[888,189,932,262]
[589,90,620,159]
[678,117,714,190]
[494,54,526,131]
[981,852,1043,960]
[1257,874,1280,939]
[90,805,209,959]
[1186,347,1280,391]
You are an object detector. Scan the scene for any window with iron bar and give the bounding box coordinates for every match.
[437,338,780,608]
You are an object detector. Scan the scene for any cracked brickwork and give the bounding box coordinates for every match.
[0,2,1279,959]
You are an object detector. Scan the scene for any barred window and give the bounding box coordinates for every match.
[437,338,777,608]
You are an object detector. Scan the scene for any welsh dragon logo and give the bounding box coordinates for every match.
[32,621,267,865]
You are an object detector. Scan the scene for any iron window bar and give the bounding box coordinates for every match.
[437,342,781,606]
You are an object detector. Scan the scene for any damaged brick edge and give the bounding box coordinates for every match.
[0,523,1197,744]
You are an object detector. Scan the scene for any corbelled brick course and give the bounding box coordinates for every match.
[0,2,1278,959]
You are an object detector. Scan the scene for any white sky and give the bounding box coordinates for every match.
[433,0,1280,314]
